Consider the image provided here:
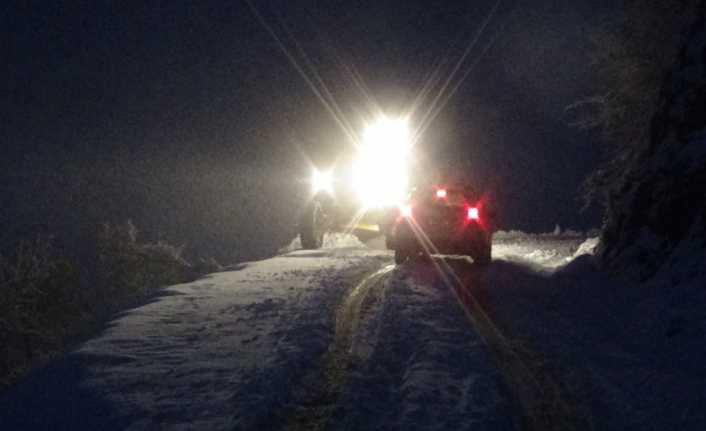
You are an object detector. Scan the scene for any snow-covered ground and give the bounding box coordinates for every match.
[481,235,706,431]
[0,243,389,430]
[2,231,703,430]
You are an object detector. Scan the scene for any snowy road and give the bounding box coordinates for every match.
[1,232,596,430]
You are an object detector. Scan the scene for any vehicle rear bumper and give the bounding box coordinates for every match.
[389,219,489,253]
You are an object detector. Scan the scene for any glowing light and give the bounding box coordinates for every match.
[311,168,334,195]
[400,204,413,218]
[436,189,447,198]
[352,116,412,207]
[467,207,479,220]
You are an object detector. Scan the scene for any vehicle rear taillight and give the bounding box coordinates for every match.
[401,204,413,218]
[467,207,479,221]
[436,189,447,198]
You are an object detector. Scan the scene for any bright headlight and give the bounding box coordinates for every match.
[311,168,334,195]
[352,117,412,207]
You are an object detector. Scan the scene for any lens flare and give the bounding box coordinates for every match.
[400,204,413,218]
[352,117,411,207]
[311,168,334,195]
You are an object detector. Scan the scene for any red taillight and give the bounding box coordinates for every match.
[436,189,447,198]
[467,207,479,220]
[401,204,413,218]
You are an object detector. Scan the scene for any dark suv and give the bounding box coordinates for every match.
[386,185,492,265]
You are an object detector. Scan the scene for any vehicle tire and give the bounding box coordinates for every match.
[472,241,492,266]
[385,234,394,250]
[394,248,408,265]
[300,200,328,249]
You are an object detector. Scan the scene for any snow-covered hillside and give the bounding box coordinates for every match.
[2,231,703,430]
[597,3,706,281]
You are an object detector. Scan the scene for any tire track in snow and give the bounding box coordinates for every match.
[441,259,592,431]
[283,264,395,431]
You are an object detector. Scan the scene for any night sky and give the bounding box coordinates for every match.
[2,0,614,263]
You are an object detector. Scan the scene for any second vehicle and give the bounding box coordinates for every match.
[387,185,493,265]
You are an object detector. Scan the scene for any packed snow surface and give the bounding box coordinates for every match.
[3,231,703,430]
[279,232,367,253]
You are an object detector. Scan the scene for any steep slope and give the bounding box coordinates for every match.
[598,1,706,280]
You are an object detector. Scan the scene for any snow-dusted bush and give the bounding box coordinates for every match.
[96,220,192,294]
[0,221,220,391]
[0,236,79,389]
[568,1,699,212]
[191,256,224,276]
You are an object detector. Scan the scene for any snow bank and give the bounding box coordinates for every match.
[493,232,597,271]
[480,236,706,431]
[572,236,599,259]
[279,232,366,253]
[494,226,592,242]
